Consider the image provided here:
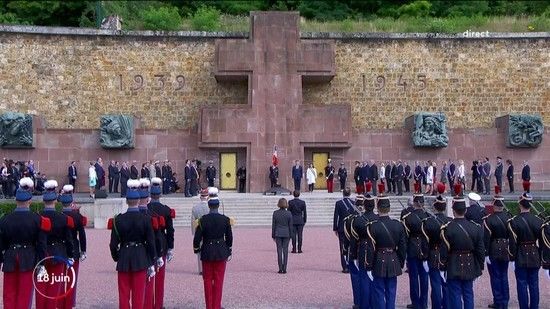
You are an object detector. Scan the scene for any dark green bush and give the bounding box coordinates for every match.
[397,0,432,18]
[0,201,63,218]
[141,6,182,31]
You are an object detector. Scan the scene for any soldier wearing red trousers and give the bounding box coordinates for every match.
[36,180,75,309]
[137,178,162,309]
[109,179,157,309]
[148,177,176,309]
[58,184,87,309]
[0,177,50,309]
[193,188,233,309]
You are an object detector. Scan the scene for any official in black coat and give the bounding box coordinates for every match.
[338,162,347,191]
[360,162,370,193]
[366,193,407,309]
[521,161,531,193]
[292,160,303,191]
[0,178,49,309]
[369,160,379,195]
[483,189,511,309]
[237,166,246,193]
[120,163,130,197]
[37,180,75,309]
[333,188,356,273]
[506,159,514,193]
[354,161,363,194]
[494,157,504,190]
[206,161,217,188]
[272,198,293,273]
[269,164,279,188]
[68,161,77,189]
[508,193,543,309]
[193,195,233,309]
[109,180,157,309]
[440,196,485,309]
[130,161,139,180]
[59,185,88,309]
[288,191,307,253]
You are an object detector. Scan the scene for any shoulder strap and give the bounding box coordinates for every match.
[378,220,396,248]
[518,215,535,241]
[494,213,508,233]
[456,222,475,250]
[343,198,359,214]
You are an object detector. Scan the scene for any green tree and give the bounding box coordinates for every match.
[397,0,432,17]
[141,5,182,31]
[190,6,220,31]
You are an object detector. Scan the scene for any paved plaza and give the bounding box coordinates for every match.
[2,226,549,308]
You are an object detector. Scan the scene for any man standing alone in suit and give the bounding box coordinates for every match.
[288,190,307,253]
[494,156,503,190]
[506,159,514,193]
[292,160,303,191]
[68,161,77,190]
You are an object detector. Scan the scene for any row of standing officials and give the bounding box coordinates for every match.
[334,181,550,309]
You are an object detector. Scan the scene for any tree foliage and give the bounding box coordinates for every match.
[0,0,548,30]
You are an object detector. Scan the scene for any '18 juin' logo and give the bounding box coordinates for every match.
[33,256,76,300]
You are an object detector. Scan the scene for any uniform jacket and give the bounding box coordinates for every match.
[62,209,87,259]
[366,216,407,278]
[333,198,355,233]
[508,212,543,268]
[402,208,429,259]
[206,166,217,181]
[350,211,378,270]
[272,208,293,238]
[0,209,48,272]
[421,213,451,269]
[193,211,233,261]
[440,218,484,281]
[109,208,156,272]
[40,208,75,263]
[483,211,511,262]
[465,204,487,225]
[288,198,307,225]
[325,165,335,180]
[148,200,176,256]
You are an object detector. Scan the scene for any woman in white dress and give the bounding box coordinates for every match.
[88,161,97,198]
[425,160,434,194]
[306,163,317,192]
[457,159,466,191]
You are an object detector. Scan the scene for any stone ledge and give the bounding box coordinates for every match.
[0,24,547,40]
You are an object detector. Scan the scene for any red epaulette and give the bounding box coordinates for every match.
[151,217,159,230]
[107,218,114,230]
[82,216,88,227]
[67,216,75,229]
[158,216,166,228]
[170,209,176,218]
[40,216,52,232]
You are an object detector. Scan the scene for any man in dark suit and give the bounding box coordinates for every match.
[333,187,355,273]
[369,159,378,195]
[354,161,363,194]
[414,161,423,191]
[68,161,77,190]
[119,161,130,197]
[269,163,279,188]
[506,159,514,193]
[113,161,120,193]
[291,160,303,191]
[338,162,347,192]
[130,160,139,180]
[447,160,456,189]
[385,161,393,193]
[404,161,411,193]
[189,161,199,196]
[494,156,503,190]
[361,161,370,194]
[184,159,192,197]
[94,158,105,190]
[395,160,404,196]
[390,161,398,194]
[288,190,307,253]
[206,160,217,188]
[108,160,117,193]
[522,160,531,193]
[483,157,492,195]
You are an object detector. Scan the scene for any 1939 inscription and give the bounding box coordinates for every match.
[117,74,185,91]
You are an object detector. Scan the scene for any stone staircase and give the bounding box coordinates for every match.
[161,193,411,227]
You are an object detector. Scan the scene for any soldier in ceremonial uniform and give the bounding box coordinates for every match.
[465,191,487,225]
[333,187,356,273]
[192,189,210,274]
[325,159,335,193]
[483,186,511,309]
[421,185,451,309]
[402,184,430,309]
[508,193,543,309]
[109,179,157,309]
[440,194,485,309]
[0,177,49,309]
[343,194,364,308]
[338,162,348,192]
[350,185,380,309]
[206,160,217,188]
[59,184,88,309]
[36,180,75,309]
[137,178,163,309]
[366,187,407,309]
[148,177,176,309]
[193,188,233,309]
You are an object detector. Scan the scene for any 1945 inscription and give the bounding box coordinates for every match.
[362,73,427,92]
[117,74,185,91]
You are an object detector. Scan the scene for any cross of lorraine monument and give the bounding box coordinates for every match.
[200,11,351,193]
